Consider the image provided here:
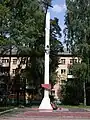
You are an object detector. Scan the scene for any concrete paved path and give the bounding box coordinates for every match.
[0,107,90,120]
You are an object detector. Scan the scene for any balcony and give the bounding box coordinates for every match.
[67,74,74,79]
[1,63,9,67]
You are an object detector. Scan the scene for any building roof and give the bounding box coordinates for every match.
[0,46,29,57]
[58,48,72,56]
[0,46,73,57]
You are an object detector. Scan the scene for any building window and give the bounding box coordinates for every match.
[22,59,26,64]
[74,59,77,63]
[68,69,72,75]
[61,59,65,64]
[12,69,16,74]
[61,80,66,84]
[70,59,73,64]
[2,59,9,63]
[13,59,17,64]
[70,59,77,64]
[61,69,66,74]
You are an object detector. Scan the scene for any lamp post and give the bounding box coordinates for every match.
[39,4,53,111]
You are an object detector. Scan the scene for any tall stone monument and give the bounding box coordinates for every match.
[39,12,53,111]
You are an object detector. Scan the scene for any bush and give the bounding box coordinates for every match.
[61,79,83,105]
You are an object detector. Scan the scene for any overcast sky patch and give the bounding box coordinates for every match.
[52,4,66,13]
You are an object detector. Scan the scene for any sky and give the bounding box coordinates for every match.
[49,0,66,43]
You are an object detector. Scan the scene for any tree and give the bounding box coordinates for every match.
[50,17,63,84]
[0,0,63,99]
[8,0,63,86]
[64,0,90,58]
[64,0,90,105]
[62,62,87,105]
[72,62,87,105]
[0,0,11,50]
[1,0,45,91]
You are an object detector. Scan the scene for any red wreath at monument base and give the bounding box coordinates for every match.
[41,84,51,90]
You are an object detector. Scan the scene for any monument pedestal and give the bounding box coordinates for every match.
[39,96,53,112]
[39,84,53,111]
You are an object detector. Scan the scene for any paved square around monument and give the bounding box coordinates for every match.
[0,107,90,120]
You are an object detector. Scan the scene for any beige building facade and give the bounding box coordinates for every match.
[53,51,81,99]
[0,56,27,78]
[0,49,81,101]
[56,56,80,84]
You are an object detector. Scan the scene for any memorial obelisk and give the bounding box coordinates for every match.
[39,12,53,111]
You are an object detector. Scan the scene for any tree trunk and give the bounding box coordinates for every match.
[24,79,26,106]
[83,81,86,106]
[17,91,19,106]
[8,45,12,93]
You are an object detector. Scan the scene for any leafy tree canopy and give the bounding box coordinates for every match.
[0,0,63,88]
[64,0,90,60]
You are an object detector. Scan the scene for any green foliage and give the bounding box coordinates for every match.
[62,62,87,105]
[72,62,87,81]
[50,17,63,54]
[0,0,63,90]
[9,0,44,55]
[50,17,63,84]
[0,1,11,47]
[64,0,90,59]
[63,0,90,106]
[62,78,83,105]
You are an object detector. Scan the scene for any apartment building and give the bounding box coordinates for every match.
[53,49,81,99]
[0,47,27,79]
[0,47,81,101]
[0,56,27,77]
